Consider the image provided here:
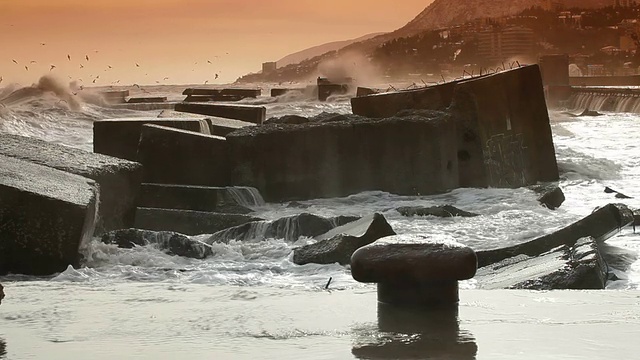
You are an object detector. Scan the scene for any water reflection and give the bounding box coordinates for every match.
[0,337,6,359]
[352,304,477,359]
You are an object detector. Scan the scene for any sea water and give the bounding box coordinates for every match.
[0,80,639,359]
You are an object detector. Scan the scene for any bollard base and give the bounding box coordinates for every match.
[377,281,459,308]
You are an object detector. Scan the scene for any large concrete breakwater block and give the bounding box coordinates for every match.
[94,118,210,161]
[206,117,255,137]
[138,183,264,214]
[134,208,260,236]
[351,65,559,189]
[137,125,228,186]
[182,88,261,101]
[226,111,458,202]
[0,133,142,234]
[0,155,98,275]
[174,103,266,124]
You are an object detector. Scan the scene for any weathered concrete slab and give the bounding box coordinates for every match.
[0,133,142,234]
[475,237,607,289]
[270,88,304,97]
[0,155,98,275]
[184,95,246,102]
[138,183,264,214]
[94,117,210,161]
[101,228,213,259]
[137,124,228,186]
[293,213,395,265]
[226,111,458,202]
[174,103,266,124]
[351,81,458,118]
[127,97,167,103]
[134,208,260,236]
[206,117,255,137]
[451,65,559,188]
[206,213,359,244]
[476,203,634,268]
[182,88,261,97]
[101,90,129,104]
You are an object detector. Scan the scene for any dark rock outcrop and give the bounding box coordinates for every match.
[292,213,395,265]
[475,237,607,289]
[93,117,209,161]
[101,228,212,259]
[396,205,478,217]
[531,183,565,210]
[604,186,633,199]
[477,203,634,268]
[206,213,360,244]
[0,133,142,234]
[137,124,228,186]
[137,183,263,214]
[0,155,98,275]
[226,110,458,202]
[134,207,260,236]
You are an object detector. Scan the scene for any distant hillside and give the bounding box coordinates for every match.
[400,0,612,34]
[277,32,386,67]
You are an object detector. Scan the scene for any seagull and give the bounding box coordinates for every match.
[85,55,89,61]
[107,65,112,69]
[0,76,3,84]
[12,59,17,64]
[40,42,46,46]
[204,80,209,84]
[133,83,140,88]
[80,64,84,68]
[92,78,97,83]
[215,73,219,79]
[30,60,37,64]
[163,77,169,80]
[50,65,56,71]
[67,54,71,61]
[24,66,28,71]
[207,60,212,64]
[135,63,140,67]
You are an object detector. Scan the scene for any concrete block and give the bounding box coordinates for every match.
[0,155,98,275]
[101,90,129,104]
[174,103,266,124]
[93,117,210,161]
[182,88,261,97]
[134,207,260,236]
[137,124,228,186]
[127,97,167,103]
[0,133,142,234]
[205,117,255,137]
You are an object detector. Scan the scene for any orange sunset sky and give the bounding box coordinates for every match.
[0,0,432,86]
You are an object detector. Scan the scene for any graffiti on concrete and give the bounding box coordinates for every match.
[484,132,528,187]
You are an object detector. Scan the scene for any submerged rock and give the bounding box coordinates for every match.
[101,228,213,259]
[292,213,395,265]
[205,213,360,244]
[476,237,606,289]
[396,205,478,217]
[604,186,633,199]
[530,183,565,210]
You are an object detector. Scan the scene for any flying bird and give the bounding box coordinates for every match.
[40,42,46,46]
[50,65,56,71]
[0,76,3,84]
[135,63,140,67]
[107,65,112,69]
[30,60,37,64]
[86,55,89,61]
[92,78,97,83]
[215,73,219,79]
[80,64,84,68]
[67,54,71,61]
[207,60,212,64]
[204,80,209,84]
[133,84,140,88]
[24,66,28,71]
[163,77,169,80]
[12,59,17,64]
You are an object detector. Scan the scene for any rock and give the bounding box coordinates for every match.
[174,103,266,124]
[206,213,360,244]
[226,110,458,202]
[531,183,565,210]
[0,283,4,305]
[477,203,635,268]
[137,124,228,186]
[134,208,260,236]
[0,155,98,275]
[292,213,395,265]
[101,228,213,259]
[0,133,142,234]
[396,205,478,217]
[93,117,210,161]
[604,186,633,199]
[351,234,477,307]
[138,183,263,214]
[634,209,640,228]
[475,237,607,289]
[206,117,255,137]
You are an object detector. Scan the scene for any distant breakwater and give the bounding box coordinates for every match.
[566,87,640,113]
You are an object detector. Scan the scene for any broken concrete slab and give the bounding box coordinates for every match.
[138,183,263,214]
[475,237,607,289]
[93,117,210,161]
[127,96,167,103]
[531,183,565,210]
[134,207,260,236]
[0,133,142,234]
[101,228,213,259]
[292,213,395,266]
[396,205,478,218]
[174,103,266,124]
[206,117,255,137]
[137,124,228,186]
[476,203,634,268]
[0,155,98,275]
[182,88,261,98]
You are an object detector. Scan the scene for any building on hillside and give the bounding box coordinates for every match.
[477,26,535,64]
[262,62,277,74]
[543,0,563,11]
[614,0,635,7]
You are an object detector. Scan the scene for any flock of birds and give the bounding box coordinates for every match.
[1,43,223,87]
